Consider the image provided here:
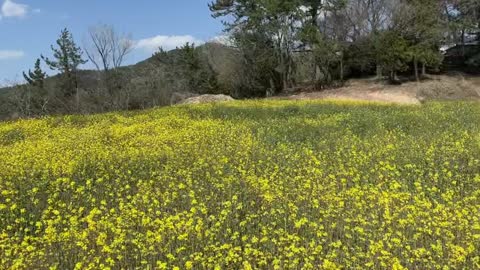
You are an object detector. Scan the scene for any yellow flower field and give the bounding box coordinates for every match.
[0,100,479,269]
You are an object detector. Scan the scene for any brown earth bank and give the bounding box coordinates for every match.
[271,75,480,105]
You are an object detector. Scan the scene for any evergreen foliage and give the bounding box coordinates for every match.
[23,59,47,89]
[42,28,87,97]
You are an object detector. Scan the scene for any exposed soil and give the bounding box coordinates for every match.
[272,75,480,104]
[469,76,480,87]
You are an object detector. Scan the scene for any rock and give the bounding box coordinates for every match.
[178,94,234,105]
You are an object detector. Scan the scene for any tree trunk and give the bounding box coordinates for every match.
[279,48,288,92]
[27,87,31,117]
[268,78,275,97]
[389,71,399,84]
[315,64,322,85]
[286,57,292,89]
[414,56,419,82]
[422,62,426,77]
[125,92,130,110]
[340,57,344,82]
[282,73,288,92]
[76,88,80,112]
[376,65,383,80]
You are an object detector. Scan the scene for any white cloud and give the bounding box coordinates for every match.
[0,50,25,60]
[1,0,29,18]
[135,35,204,52]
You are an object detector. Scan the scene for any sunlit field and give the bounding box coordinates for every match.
[1,100,479,269]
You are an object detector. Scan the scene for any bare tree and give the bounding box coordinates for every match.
[84,24,134,72]
[344,0,394,39]
[84,24,135,109]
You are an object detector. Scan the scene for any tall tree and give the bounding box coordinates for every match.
[343,0,398,78]
[153,43,220,95]
[42,28,87,101]
[20,59,49,116]
[84,24,134,96]
[443,0,480,46]
[232,30,282,97]
[403,0,443,80]
[210,0,302,93]
[375,30,411,83]
[300,0,348,85]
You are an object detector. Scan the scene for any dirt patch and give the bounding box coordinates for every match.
[272,75,480,104]
[468,76,480,87]
[416,76,480,102]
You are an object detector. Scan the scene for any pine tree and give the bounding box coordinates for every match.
[19,59,49,116]
[42,28,87,98]
[210,0,301,93]
[405,0,443,80]
[153,43,220,94]
[376,31,411,83]
[23,59,47,89]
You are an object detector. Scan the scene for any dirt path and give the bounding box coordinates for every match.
[273,79,421,104]
[272,75,480,104]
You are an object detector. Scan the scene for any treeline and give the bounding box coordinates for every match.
[1,27,223,119]
[1,0,479,119]
[3,27,140,118]
[210,0,480,96]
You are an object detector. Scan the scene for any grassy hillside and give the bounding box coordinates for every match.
[1,100,480,269]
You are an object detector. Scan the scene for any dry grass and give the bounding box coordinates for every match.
[416,75,480,102]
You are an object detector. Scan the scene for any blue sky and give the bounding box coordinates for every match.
[0,0,224,85]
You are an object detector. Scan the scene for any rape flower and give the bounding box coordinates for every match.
[0,100,478,269]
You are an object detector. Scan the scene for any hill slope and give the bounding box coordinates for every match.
[1,100,480,269]
[0,42,240,120]
[274,75,480,104]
